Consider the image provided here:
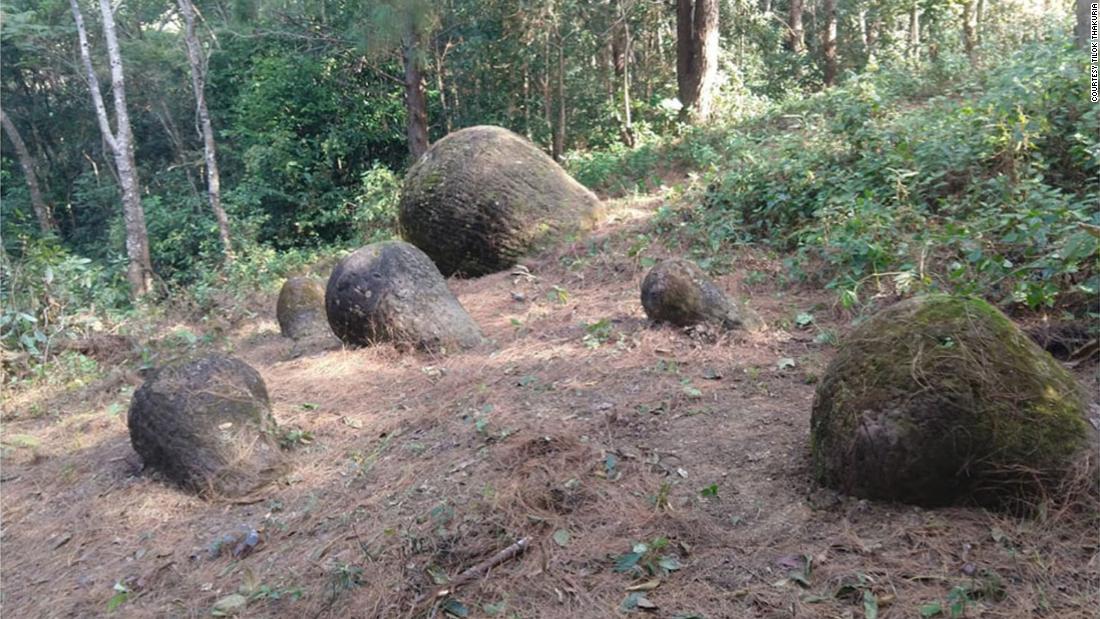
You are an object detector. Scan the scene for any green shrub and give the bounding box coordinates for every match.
[673,38,1098,312]
[0,237,129,375]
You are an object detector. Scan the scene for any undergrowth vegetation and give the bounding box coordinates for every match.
[572,40,1099,314]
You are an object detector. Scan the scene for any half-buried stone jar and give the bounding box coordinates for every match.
[276,276,329,339]
[811,294,1090,509]
[640,258,764,331]
[128,354,286,498]
[325,240,484,353]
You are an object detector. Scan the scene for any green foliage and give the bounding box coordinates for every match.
[222,49,405,248]
[582,318,614,349]
[612,537,683,577]
[0,237,128,373]
[670,39,1097,311]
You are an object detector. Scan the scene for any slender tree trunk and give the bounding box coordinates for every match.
[676,0,719,122]
[908,3,921,64]
[434,43,452,134]
[961,0,978,66]
[542,34,552,149]
[822,0,838,87]
[402,23,429,160]
[976,0,985,44]
[866,12,881,67]
[0,109,56,233]
[616,0,634,147]
[1076,0,1092,48]
[789,0,805,54]
[71,0,153,298]
[553,28,565,160]
[522,57,531,138]
[179,0,232,261]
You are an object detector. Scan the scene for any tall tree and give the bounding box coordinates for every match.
[402,15,429,159]
[961,0,977,66]
[178,0,233,261]
[676,0,719,122]
[822,0,838,86]
[613,0,635,146]
[70,0,153,298]
[1076,0,1091,48]
[907,2,921,63]
[788,0,805,54]
[362,1,437,160]
[0,108,56,233]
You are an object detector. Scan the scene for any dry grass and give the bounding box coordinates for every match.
[2,195,1097,618]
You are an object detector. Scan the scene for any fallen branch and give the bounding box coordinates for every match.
[435,536,531,598]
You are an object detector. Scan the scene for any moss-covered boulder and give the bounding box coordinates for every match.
[640,258,764,331]
[128,355,285,498]
[325,241,484,352]
[398,125,602,277]
[276,276,328,339]
[811,295,1088,507]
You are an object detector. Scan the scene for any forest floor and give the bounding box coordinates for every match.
[1,193,1098,618]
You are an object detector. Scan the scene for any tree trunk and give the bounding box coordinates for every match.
[676,0,719,122]
[976,0,985,44]
[542,34,553,151]
[961,0,978,66]
[616,0,634,147]
[522,57,531,138]
[402,23,429,161]
[553,29,565,161]
[179,0,233,261]
[0,109,56,233]
[71,0,153,298]
[789,0,805,54]
[866,12,881,67]
[1076,0,1091,48]
[822,0,838,87]
[908,3,921,64]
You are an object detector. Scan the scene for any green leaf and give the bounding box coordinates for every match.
[211,593,248,616]
[426,564,449,585]
[919,602,944,617]
[657,555,682,573]
[700,484,718,498]
[795,312,814,327]
[552,529,571,547]
[863,590,878,619]
[604,453,619,477]
[622,592,657,610]
[441,598,469,618]
[106,584,129,613]
[614,552,643,573]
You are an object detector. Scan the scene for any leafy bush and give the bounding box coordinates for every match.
[0,237,129,374]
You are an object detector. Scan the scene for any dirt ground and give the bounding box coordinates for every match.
[2,196,1097,618]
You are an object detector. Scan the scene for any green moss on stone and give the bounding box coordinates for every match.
[811,294,1088,508]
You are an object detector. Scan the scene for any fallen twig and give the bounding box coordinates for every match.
[434,536,531,598]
